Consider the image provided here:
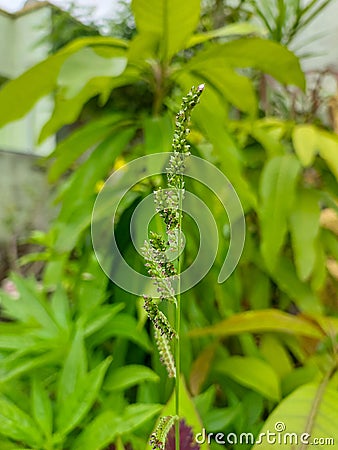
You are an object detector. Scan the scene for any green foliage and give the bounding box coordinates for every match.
[0,0,337,448]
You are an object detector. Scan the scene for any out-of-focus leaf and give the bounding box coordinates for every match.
[316,129,338,180]
[104,365,159,391]
[31,377,53,438]
[292,124,317,166]
[0,36,127,127]
[281,366,320,396]
[260,335,293,379]
[58,47,127,98]
[189,309,324,339]
[252,382,338,449]
[90,314,152,351]
[259,155,301,271]
[132,0,200,60]
[56,357,112,436]
[50,286,71,332]
[186,38,305,89]
[53,128,135,253]
[0,395,43,447]
[73,404,162,450]
[204,405,242,432]
[1,275,58,337]
[292,124,338,179]
[289,189,320,281]
[47,114,128,181]
[57,327,87,411]
[177,72,256,209]
[40,72,137,141]
[189,343,217,396]
[271,256,322,314]
[215,356,281,401]
[83,304,125,337]
[187,23,265,47]
[143,113,173,154]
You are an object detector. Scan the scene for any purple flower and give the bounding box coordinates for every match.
[165,420,200,450]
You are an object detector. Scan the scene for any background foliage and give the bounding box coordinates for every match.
[0,0,337,449]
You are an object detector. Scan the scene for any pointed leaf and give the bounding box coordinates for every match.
[104,365,159,391]
[259,155,301,271]
[252,382,338,449]
[289,189,321,281]
[73,404,162,450]
[31,377,53,438]
[56,357,112,436]
[48,114,128,181]
[0,395,43,447]
[0,36,128,127]
[189,309,324,339]
[187,23,265,47]
[187,38,305,89]
[57,327,87,410]
[292,124,318,166]
[58,47,127,98]
[316,129,338,180]
[132,0,200,59]
[215,356,281,401]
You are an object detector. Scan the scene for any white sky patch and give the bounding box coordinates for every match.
[0,0,122,21]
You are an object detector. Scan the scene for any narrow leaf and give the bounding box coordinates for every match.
[189,309,324,339]
[259,155,301,271]
[289,189,320,281]
[132,0,200,59]
[215,356,281,401]
[104,365,159,391]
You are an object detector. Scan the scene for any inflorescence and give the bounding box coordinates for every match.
[141,85,204,450]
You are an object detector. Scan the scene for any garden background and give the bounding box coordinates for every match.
[0,1,337,449]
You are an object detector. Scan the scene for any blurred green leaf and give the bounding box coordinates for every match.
[271,256,322,314]
[104,365,159,391]
[289,189,320,281]
[73,404,162,450]
[58,47,127,98]
[259,155,301,271]
[187,23,265,47]
[56,357,112,436]
[215,356,281,401]
[189,309,324,338]
[90,313,152,351]
[253,381,337,449]
[316,129,338,180]
[31,377,53,438]
[1,275,58,337]
[50,286,71,332]
[0,395,43,447]
[187,37,305,89]
[260,334,293,379]
[132,0,200,59]
[57,327,87,410]
[47,114,128,181]
[292,124,317,166]
[0,36,127,127]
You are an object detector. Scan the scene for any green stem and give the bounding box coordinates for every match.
[175,187,183,450]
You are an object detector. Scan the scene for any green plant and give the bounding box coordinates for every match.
[0,0,337,449]
[141,86,204,450]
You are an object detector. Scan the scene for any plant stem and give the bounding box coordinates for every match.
[175,186,183,450]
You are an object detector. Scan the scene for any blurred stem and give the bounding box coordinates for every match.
[152,62,168,116]
[175,185,183,450]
